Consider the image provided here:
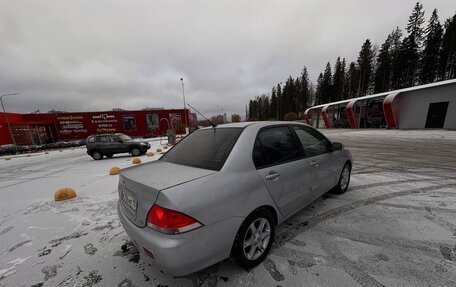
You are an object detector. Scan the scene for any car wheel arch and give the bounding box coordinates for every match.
[343,159,352,175]
[231,205,278,247]
[255,205,278,226]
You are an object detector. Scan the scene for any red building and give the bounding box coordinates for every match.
[0,109,195,146]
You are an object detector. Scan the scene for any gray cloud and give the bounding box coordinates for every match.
[1,0,454,117]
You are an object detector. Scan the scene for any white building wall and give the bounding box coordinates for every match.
[398,83,456,129]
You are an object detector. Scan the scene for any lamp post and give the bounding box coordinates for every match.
[0,93,18,148]
[180,78,189,134]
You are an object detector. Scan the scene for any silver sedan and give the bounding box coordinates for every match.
[117,122,352,276]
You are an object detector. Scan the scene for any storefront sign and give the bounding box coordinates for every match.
[57,115,87,135]
[92,113,118,133]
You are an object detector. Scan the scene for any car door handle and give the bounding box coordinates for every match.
[310,160,319,167]
[265,172,281,181]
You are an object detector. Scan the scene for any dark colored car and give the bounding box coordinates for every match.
[86,133,150,160]
[0,145,18,155]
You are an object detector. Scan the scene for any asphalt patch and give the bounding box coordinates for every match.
[263,258,285,282]
[118,278,135,287]
[2,240,31,255]
[0,226,13,236]
[49,231,88,247]
[82,270,103,287]
[439,244,456,261]
[38,249,52,257]
[41,264,62,281]
[83,243,97,255]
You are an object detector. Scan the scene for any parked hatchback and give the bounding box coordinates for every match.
[86,133,150,160]
[117,122,352,276]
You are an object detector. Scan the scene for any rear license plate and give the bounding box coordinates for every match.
[121,188,137,212]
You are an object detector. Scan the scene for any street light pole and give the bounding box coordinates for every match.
[180,78,189,134]
[0,93,19,148]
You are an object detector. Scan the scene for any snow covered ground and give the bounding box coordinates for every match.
[0,130,455,287]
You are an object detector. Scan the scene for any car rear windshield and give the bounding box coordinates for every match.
[160,128,243,171]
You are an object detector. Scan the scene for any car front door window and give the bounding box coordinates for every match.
[292,127,330,157]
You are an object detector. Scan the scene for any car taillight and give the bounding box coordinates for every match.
[147,204,202,234]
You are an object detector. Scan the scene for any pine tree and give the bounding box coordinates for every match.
[345,62,359,99]
[320,63,333,103]
[374,33,393,93]
[419,9,443,84]
[332,57,345,101]
[259,94,269,121]
[270,86,277,120]
[315,73,323,105]
[299,67,310,113]
[248,100,254,119]
[439,13,456,80]
[281,76,297,116]
[308,82,316,107]
[407,2,426,42]
[395,2,426,87]
[357,39,374,96]
[294,77,302,117]
[276,83,282,120]
[390,27,403,89]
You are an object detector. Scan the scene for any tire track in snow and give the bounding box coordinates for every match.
[272,182,456,250]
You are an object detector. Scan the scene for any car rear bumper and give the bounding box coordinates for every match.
[117,200,243,276]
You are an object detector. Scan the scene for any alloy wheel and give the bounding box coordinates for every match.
[242,218,271,261]
[340,165,350,191]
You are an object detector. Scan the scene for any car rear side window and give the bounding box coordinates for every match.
[254,126,301,168]
[96,136,108,143]
[160,128,243,171]
[292,126,331,157]
[252,138,268,168]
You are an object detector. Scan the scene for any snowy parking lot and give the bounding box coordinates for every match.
[1,130,456,287]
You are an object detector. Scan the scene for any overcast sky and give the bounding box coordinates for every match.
[0,0,454,118]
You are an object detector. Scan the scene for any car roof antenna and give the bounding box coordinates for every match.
[187,103,217,128]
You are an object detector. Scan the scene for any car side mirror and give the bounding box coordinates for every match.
[332,142,343,151]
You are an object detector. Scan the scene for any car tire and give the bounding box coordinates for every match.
[232,209,275,270]
[105,154,113,158]
[130,147,141,156]
[91,151,103,160]
[333,162,351,194]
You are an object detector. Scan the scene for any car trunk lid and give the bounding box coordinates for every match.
[118,161,216,227]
